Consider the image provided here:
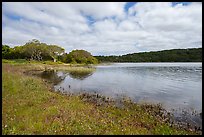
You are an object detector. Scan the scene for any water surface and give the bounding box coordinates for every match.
[54,63,202,112]
[25,62,203,129]
[47,62,202,128]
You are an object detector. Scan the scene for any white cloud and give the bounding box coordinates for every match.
[68,2,126,19]
[2,2,202,55]
[93,19,117,32]
[118,20,140,31]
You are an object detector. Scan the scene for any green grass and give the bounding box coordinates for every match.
[2,59,25,64]
[2,59,96,74]
[2,62,199,135]
[2,59,64,65]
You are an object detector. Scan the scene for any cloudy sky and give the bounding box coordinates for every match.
[2,2,202,56]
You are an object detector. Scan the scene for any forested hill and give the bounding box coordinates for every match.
[95,48,202,62]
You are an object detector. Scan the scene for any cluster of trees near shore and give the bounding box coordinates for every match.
[95,48,202,62]
[2,39,98,64]
[2,39,202,63]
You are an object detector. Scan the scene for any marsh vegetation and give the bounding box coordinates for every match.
[2,60,201,135]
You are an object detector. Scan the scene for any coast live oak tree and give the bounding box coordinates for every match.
[2,39,65,62]
[2,40,99,64]
[47,45,65,62]
[23,39,65,62]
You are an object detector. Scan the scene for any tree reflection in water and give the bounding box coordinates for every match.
[68,71,93,80]
[41,70,66,85]
[40,69,94,84]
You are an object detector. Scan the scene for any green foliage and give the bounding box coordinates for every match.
[2,40,98,64]
[64,50,98,64]
[95,48,202,62]
[23,39,65,61]
[2,45,11,59]
[47,45,65,61]
[2,45,10,56]
[2,39,65,62]
[2,45,25,59]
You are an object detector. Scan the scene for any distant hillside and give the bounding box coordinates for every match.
[95,48,202,62]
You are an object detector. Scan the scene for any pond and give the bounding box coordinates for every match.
[54,63,202,110]
[37,62,202,129]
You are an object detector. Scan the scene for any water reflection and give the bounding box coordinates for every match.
[28,63,202,129]
[40,70,66,85]
[69,71,94,80]
[53,63,202,113]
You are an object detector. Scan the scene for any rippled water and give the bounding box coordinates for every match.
[30,62,201,128]
[54,63,202,112]
[46,62,202,128]
[22,62,202,130]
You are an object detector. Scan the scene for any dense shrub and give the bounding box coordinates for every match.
[65,50,98,64]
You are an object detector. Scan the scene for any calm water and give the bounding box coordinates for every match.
[29,62,201,128]
[54,62,202,112]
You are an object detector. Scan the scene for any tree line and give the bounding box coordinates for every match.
[3,40,201,63]
[2,39,98,64]
[94,48,202,62]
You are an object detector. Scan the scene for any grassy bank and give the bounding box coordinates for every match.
[2,61,200,135]
[2,59,96,74]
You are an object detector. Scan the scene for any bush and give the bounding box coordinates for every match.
[65,50,98,64]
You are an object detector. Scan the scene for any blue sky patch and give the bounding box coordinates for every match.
[125,2,137,12]
[85,15,96,25]
[5,13,21,21]
[172,2,192,7]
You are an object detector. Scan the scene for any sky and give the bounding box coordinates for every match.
[2,2,202,56]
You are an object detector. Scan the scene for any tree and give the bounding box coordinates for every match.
[12,46,25,59]
[47,45,65,62]
[2,45,11,59]
[94,48,202,62]
[65,49,98,64]
[22,39,64,61]
[2,40,65,61]
[22,39,43,61]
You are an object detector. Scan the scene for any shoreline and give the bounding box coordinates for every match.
[54,90,202,133]
[2,62,202,135]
